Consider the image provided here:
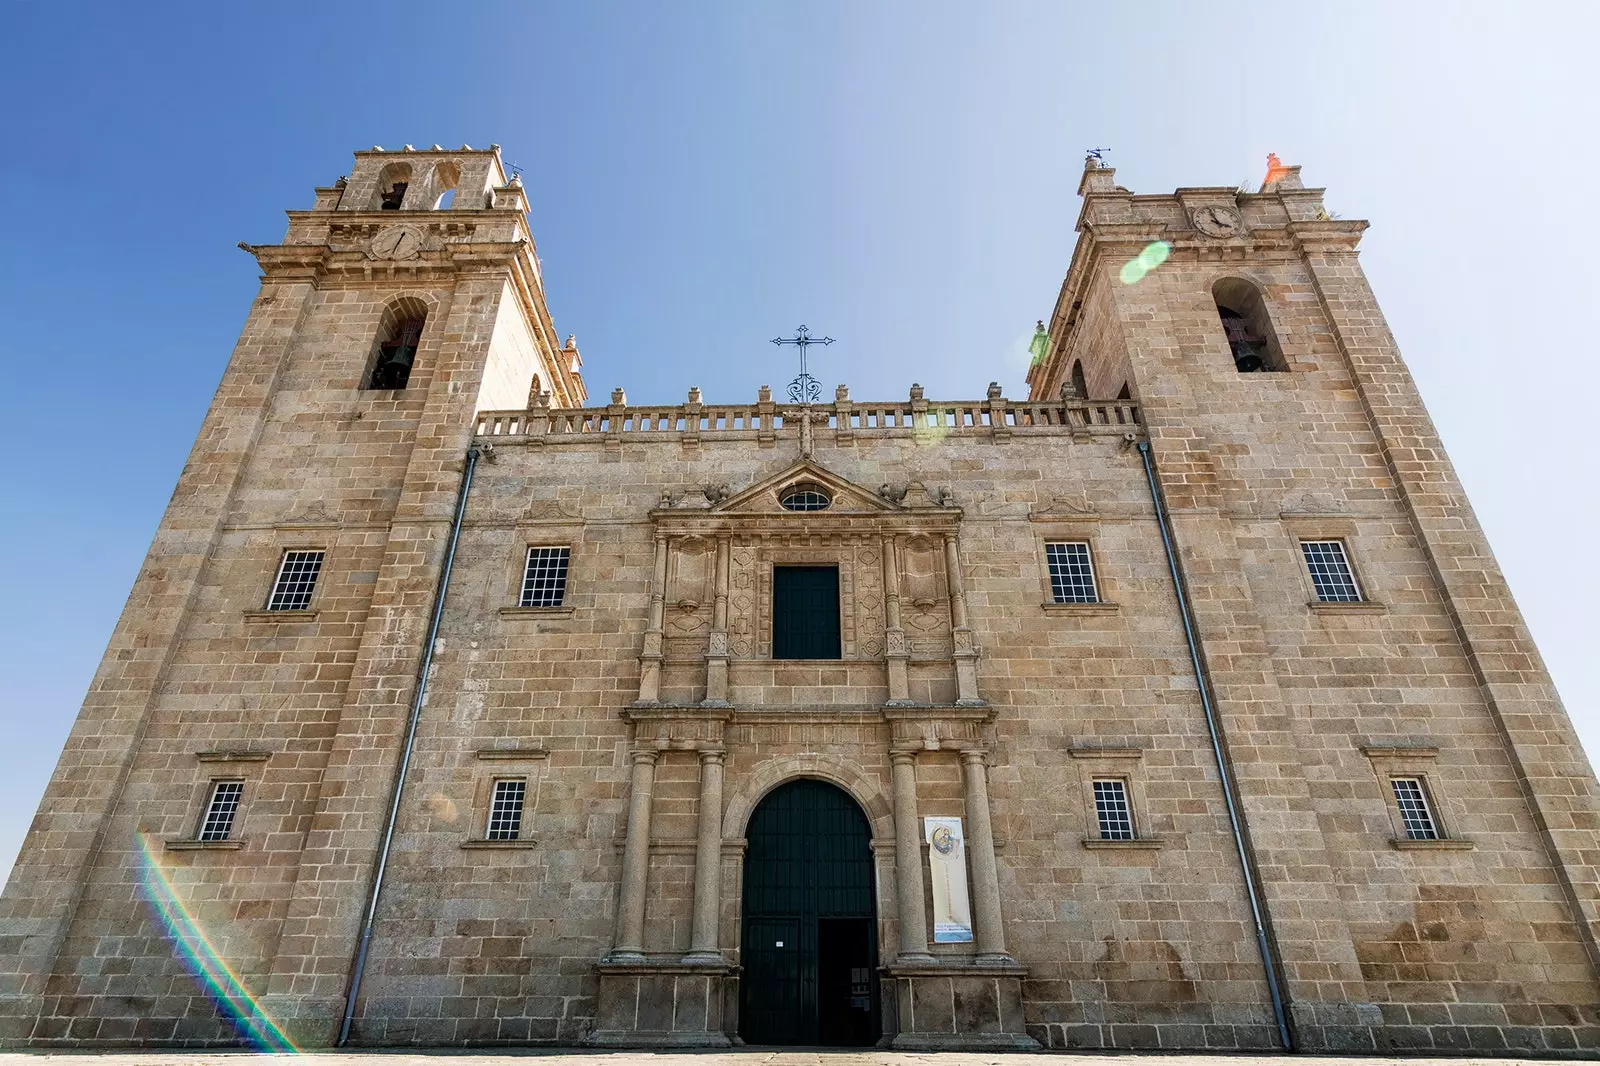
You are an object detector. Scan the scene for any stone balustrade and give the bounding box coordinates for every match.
[474,386,1140,442]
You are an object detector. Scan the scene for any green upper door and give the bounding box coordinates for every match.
[772,566,841,659]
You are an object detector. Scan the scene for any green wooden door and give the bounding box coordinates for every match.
[772,566,841,659]
[740,779,878,1046]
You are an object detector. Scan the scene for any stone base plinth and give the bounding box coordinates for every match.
[883,959,1039,1050]
[588,958,733,1048]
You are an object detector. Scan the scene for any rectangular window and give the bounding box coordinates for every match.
[266,550,325,611]
[1391,777,1440,840]
[1301,540,1361,602]
[519,546,571,608]
[486,779,527,840]
[1045,542,1099,604]
[772,565,842,659]
[197,780,244,842]
[1092,779,1135,841]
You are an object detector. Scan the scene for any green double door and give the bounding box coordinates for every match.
[740,779,879,1046]
[772,566,841,660]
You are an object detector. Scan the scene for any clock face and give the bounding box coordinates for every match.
[370,224,423,261]
[1192,206,1243,237]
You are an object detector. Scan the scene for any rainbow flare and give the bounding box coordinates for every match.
[136,833,298,1053]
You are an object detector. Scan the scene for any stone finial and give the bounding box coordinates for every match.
[564,334,577,350]
[987,381,1003,401]
[610,387,627,406]
[1060,380,1082,401]
[758,385,772,404]
[687,386,703,404]
[403,144,415,151]
[909,383,925,401]
[532,390,552,409]
[1261,154,1304,192]
[431,144,443,151]
[836,384,850,402]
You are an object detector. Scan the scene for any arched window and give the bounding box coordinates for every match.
[1212,278,1287,373]
[780,483,831,512]
[366,297,428,390]
[374,162,412,210]
[431,161,461,210]
[1070,360,1088,399]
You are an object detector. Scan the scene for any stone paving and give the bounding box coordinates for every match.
[0,1053,1592,1065]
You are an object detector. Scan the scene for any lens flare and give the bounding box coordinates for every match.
[913,410,954,447]
[136,833,298,1052]
[1119,241,1171,285]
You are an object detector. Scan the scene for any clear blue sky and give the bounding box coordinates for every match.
[2,2,1597,880]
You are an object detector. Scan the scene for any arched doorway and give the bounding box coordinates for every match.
[740,778,879,1046]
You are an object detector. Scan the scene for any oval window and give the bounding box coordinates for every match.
[780,484,831,512]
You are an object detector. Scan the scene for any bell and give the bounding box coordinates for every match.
[380,181,408,210]
[1231,340,1264,373]
[370,343,416,389]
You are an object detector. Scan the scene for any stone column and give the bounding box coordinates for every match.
[703,535,731,706]
[961,750,1010,961]
[637,535,668,705]
[610,749,660,958]
[943,533,983,706]
[883,534,911,705]
[890,749,933,962]
[686,749,726,961]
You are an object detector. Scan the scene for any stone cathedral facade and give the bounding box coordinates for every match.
[3,144,1599,1055]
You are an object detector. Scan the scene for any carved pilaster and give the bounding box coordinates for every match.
[944,533,983,706]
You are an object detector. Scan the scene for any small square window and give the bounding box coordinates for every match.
[1045,542,1099,604]
[1391,777,1440,841]
[267,550,325,611]
[486,779,527,840]
[1092,779,1135,841]
[197,780,244,842]
[520,547,570,608]
[1301,540,1362,602]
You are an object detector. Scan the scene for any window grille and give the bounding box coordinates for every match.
[1391,778,1440,840]
[1301,540,1362,602]
[780,485,831,512]
[486,779,527,840]
[1092,779,1135,841]
[1045,542,1099,603]
[519,547,571,608]
[266,550,325,611]
[197,780,244,842]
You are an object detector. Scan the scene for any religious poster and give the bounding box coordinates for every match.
[924,816,973,943]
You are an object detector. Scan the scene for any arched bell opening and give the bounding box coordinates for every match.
[373,161,412,211]
[1212,277,1288,373]
[739,778,879,1047]
[365,296,429,390]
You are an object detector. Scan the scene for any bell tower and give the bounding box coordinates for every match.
[1027,157,1600,1049]
[0,144,584,1044]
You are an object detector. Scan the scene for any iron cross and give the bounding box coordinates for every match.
[771,325,834,404]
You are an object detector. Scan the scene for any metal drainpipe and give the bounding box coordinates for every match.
[337,445,482,1047]
[1137,440,1294,1051]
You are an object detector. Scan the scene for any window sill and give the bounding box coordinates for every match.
[460,838,538,849]
[1307,600,1386,614]
[1389,837,1473,851]
[243,609,318,622]
[1042,602,1120,615]
[164,839,245,851]
[1081,838,1163,850]
[498,606,574,618]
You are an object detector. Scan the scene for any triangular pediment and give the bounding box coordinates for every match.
[711,459,899,515]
